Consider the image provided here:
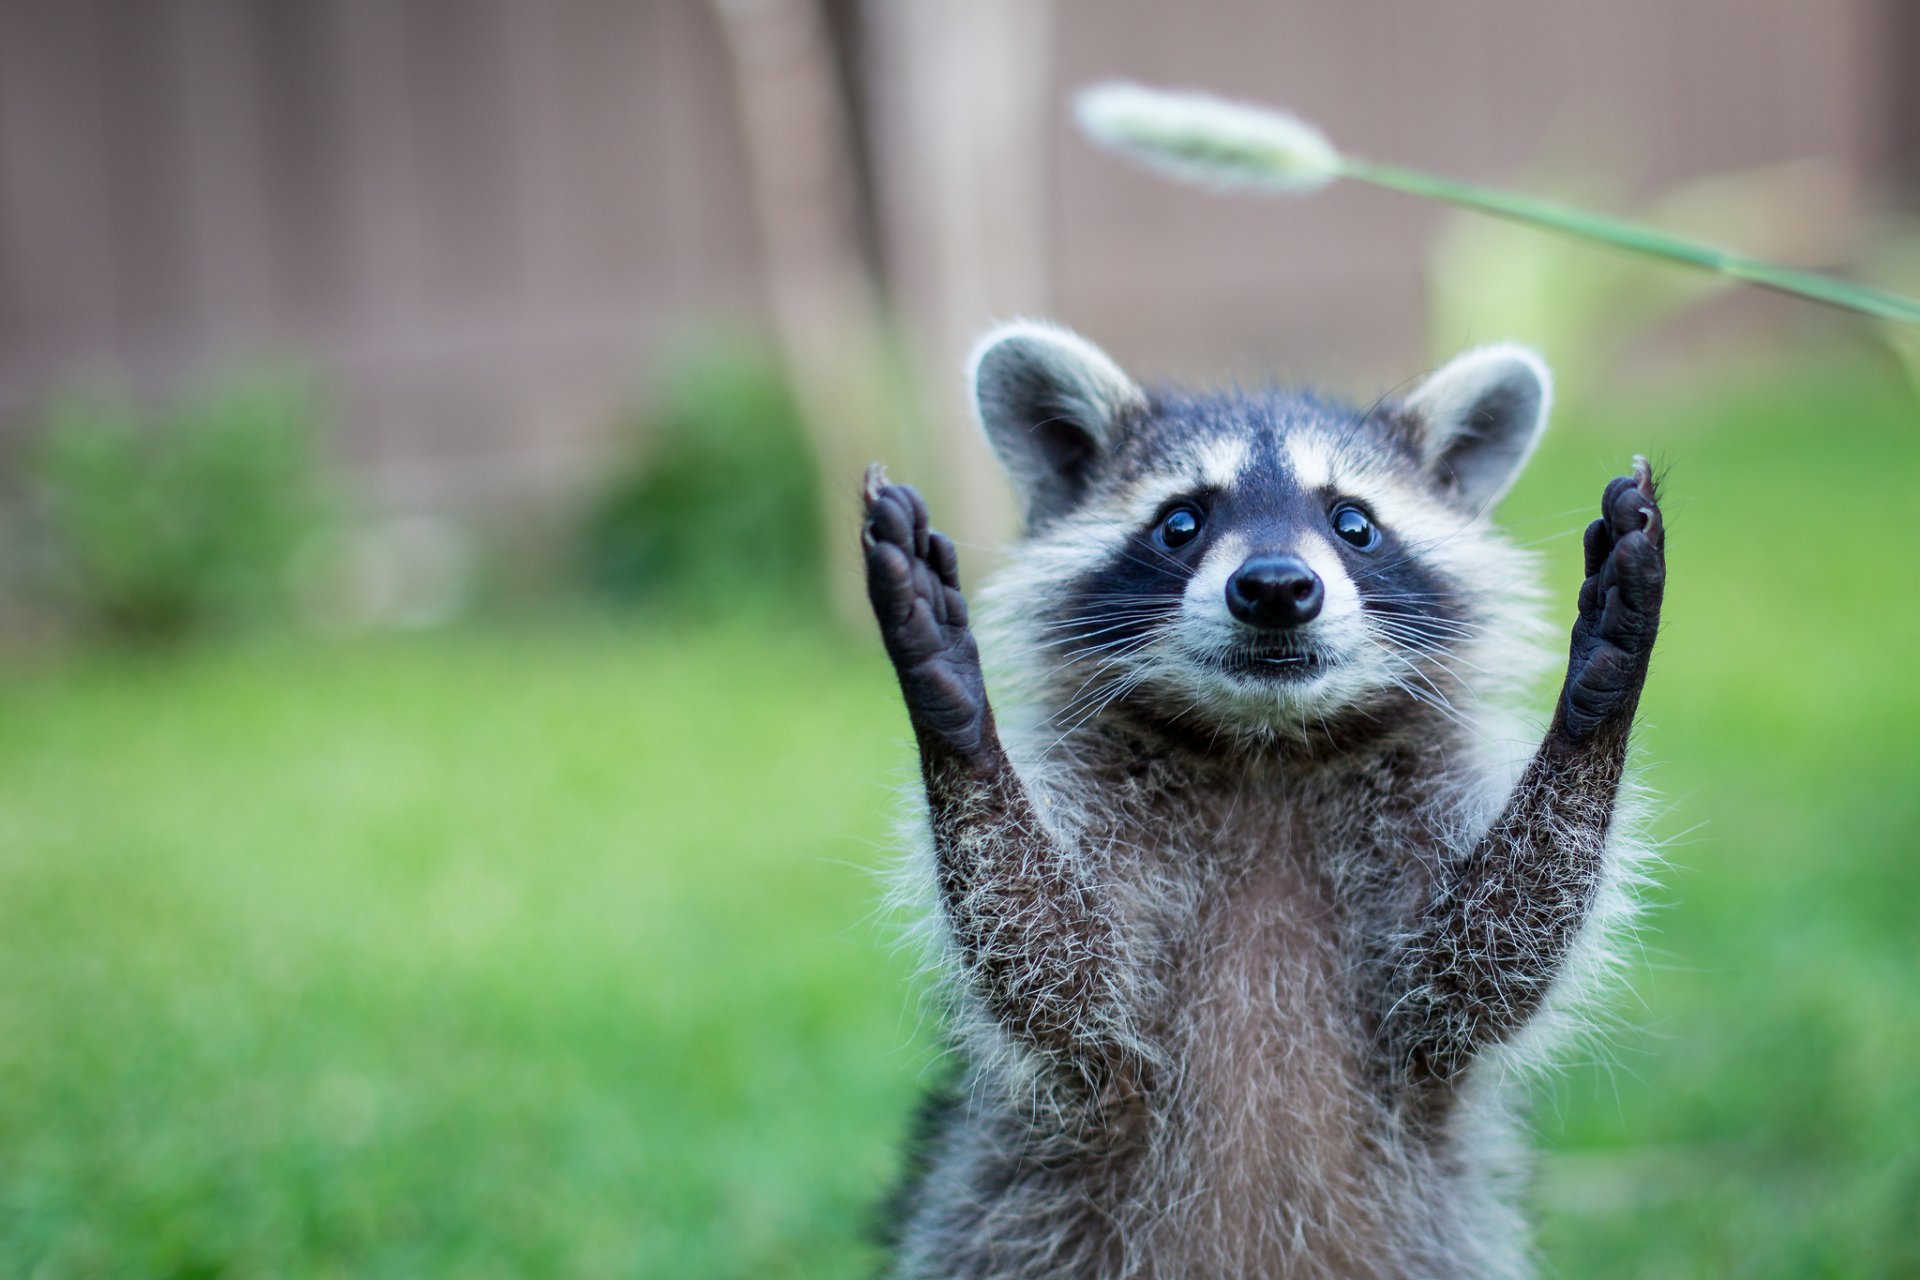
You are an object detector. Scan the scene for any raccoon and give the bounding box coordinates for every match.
[862,321,1666,1279]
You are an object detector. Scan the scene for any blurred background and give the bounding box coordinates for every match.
[2,1,1916,1275]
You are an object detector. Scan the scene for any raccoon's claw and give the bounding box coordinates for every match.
[862,472,992,765]
[1559,459,1665,744]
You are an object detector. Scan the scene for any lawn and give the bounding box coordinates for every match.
[2,353,1916,1277]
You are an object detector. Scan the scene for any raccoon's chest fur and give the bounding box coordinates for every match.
[1145,838,1387,1274]
[1098,756,1413,1243]
[933,744,1506,1277]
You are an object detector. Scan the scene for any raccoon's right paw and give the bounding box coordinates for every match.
[862,466,994,766]
[1558,457,1665,744]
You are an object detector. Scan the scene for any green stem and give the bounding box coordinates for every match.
[1340,158,1920,327]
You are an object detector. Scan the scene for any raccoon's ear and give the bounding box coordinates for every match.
[969,321,1147,525]
[1399,344,1552,512]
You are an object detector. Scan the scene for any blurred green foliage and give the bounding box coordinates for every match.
[1427,158,1861,402]
[26,371,323,643]
[1865,213,1920,402]
[1509,356,1920,1277]
[0,353,1915,1276]
[0,620,916,1278]
[579,342,824,614]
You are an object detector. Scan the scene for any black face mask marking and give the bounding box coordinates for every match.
[1342,515,1469,654]
[1031,395,1482,734]
[1052,495,1213,667]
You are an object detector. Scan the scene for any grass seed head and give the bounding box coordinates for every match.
[1074,82,1341,195]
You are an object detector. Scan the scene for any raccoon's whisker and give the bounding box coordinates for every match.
[1048,652,1146,719]
[1380,646,1479,683]
[1063,671,1150,735]
[1120,545,1190,575]
[1351,545,1459,583]
[1046,631,1171,723]
[1360,589,1457,602]
[1394,661,1459,710]
[1037,605,1172,630]
[1036,611,1178,642]
[1367,611,1474,630]
[1374,621,1479,652]
[1390,676,1478,739]
[1361,591,1465,609]
[1045,661,1159,748]
[990,625,1154,665]
[1038,598,1169,619]
[1374,640,1474,721]
[1089,540,1196,579]
[1370,614,1475,634]
[1374,633,1484,668]
[1061,635,1171,667]
[1513,526,1589,550]
[1370,629,1478,662]
[1370,616,1480,642]
[1376,634,1478,657]
[1382,636,1484,688]
[1386,639,1476,666]
[1068,633,1174,693]
[1502,502,1605,532]
[1411,650,1490,678]
[1368,609,1482,635]
[1161,692,1212,736]
[1384,653,1491,738]
[989,614,1171,664]
[1052,616,1178,656]
[1036,606,1167,625]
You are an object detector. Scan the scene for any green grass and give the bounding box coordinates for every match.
[1512,356,1920,1278]
[0,622,926,1278]
[3,354,1917,1276]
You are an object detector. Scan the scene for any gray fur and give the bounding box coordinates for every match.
[865,325,1664,1279]
[971,321,1150,527]
[1401,344,1552,513]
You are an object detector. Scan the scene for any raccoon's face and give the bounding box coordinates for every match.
[970,322,1550,742]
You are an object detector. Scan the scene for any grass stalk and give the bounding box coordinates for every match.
[1077,82,1920,327]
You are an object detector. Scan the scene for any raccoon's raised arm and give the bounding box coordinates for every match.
[1384,461,1665,1083]
[862,472,1133,1072]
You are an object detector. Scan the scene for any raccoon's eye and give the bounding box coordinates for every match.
[1331,504,1380,551]
[1156,504,1204,549]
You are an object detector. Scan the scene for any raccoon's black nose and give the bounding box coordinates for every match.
[1226,555,1324,629]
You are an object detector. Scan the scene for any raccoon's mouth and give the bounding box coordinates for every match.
[1219,648,1335,683]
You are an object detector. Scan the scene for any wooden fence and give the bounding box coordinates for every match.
[0,0,1901,515]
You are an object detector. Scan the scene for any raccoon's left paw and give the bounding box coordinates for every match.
[1559,457,1665,743]
[862,467,994,765]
